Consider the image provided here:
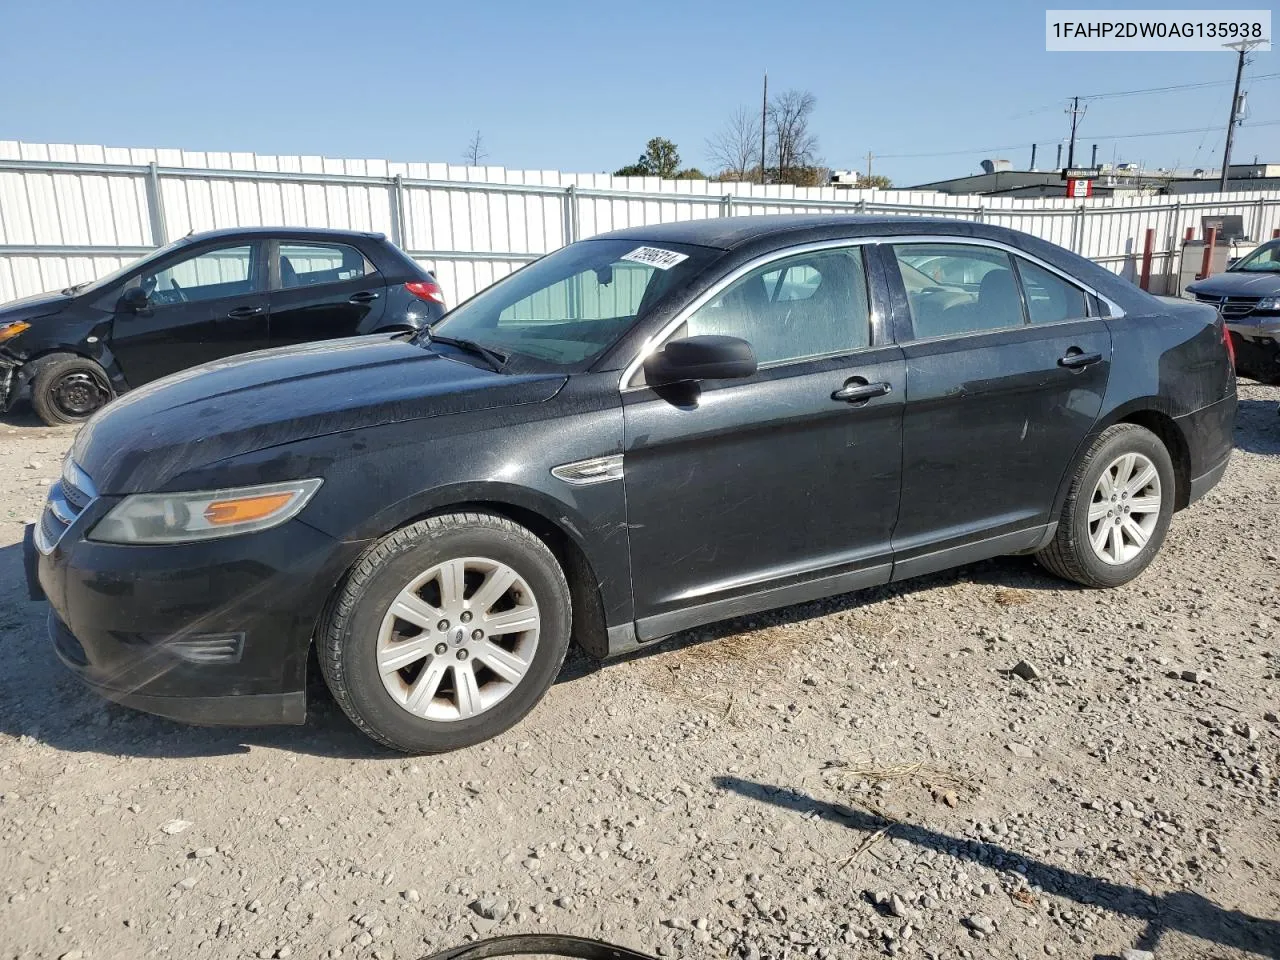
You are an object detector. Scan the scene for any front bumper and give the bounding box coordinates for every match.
[1226,319,1280,377]
[26,513,367,727]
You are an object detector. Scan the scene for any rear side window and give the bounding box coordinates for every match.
[681,246,871,365]
[278,242,372,289]
[892,243,1025,339]
[1015,257,1090,324]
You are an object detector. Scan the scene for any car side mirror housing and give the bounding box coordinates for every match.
[642,335,757,385]
[119,286,150,311]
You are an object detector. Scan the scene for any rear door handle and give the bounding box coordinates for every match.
[349,291,380,303]
[1058,350,1103,369]
[226,305,264,319]
[832,380,892,403]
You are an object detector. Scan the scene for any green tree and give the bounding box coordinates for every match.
[613,137,682,179]
[860,174,893,189]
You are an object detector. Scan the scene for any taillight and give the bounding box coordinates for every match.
[405,280,446,305]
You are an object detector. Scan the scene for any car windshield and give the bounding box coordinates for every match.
[1229,241,1280,272]
[62,237,196,295]
[427,238,716,371]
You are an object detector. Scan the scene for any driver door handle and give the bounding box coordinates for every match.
[349,291,380,303]
[832,380,892,403]
[1058,350,1102,369]
[226,305,264,319]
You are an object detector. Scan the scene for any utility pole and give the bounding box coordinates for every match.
[1029,143,1037,170]
[1220,39,1265,190]
[1065,96,1086,168]
[760,71,768,185]
[865,152,874,180]
[1091,143,1098,167]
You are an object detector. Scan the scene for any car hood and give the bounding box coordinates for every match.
[72,335,567,494]
[0,290,71,325]
[1186,271,1280,298]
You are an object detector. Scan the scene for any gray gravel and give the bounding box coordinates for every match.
[0,383,1277,960]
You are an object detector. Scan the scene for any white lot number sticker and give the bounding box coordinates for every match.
[621,246,689,270]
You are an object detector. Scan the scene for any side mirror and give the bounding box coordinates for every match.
[119,286,150,311]
[643,335,757,385]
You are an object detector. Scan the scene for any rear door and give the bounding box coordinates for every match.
[266,239,387,347]
[881,240,1113,578]
[109,241,268,385]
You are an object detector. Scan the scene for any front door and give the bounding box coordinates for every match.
[882,240,1113,577]
[622,243,906,639]
[266,239,387,347]
[109,241,268,386]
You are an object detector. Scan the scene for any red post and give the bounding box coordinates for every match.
[1139,227,1155,291]
[1184,226,1196,244]
[1199,227,1218,279]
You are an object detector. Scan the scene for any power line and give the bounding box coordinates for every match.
[1079,72,1280,101]
[875,118,1280,160]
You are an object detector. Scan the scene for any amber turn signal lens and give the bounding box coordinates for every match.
[0,321,31,343]
[203,492,295,526]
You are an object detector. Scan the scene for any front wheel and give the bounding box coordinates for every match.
[318,512,572,753]
[1036,423,1175,588]
[29,354,115,426]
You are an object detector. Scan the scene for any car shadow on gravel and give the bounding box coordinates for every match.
[1235,399,1280,455]
[716,777,1280,960]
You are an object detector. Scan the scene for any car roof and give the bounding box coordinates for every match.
[180,226,387,243]
[592,214,1008,250]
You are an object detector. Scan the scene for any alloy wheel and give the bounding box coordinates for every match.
[376,557,540,721]
[1087,452,1162,565]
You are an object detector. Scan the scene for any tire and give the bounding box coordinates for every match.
[29,354,115,426]
[1036,423,1176,588]
[318,512,572,753]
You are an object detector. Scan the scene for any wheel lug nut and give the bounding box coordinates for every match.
[472,629,483,640]
[456,649,469,661]
[437,619,450,631]
[460,611,472,624]
[435,643,447,655]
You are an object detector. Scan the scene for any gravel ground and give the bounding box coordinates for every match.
[0,383,1277,960]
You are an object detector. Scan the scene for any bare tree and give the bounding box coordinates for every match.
[463,130,488,166]
[706,106,761,181]
[767,90,818,185]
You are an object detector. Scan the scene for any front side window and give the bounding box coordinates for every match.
[1015,257,1089,324]
[138,244,260,306]
[680,247,871,366]
[430,238,717,370]
[893,243,1024,338]
[278,242,372,289]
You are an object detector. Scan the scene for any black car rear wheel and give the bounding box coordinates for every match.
[29,354,115,426]
[1036,423,1175,588]
[318,512,572,753]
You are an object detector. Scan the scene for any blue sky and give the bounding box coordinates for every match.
[1,0,1275,186]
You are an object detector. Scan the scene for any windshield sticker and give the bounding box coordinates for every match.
[620,246,689,270]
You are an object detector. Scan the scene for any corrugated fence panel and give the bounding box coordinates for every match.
[6,140,1280,304]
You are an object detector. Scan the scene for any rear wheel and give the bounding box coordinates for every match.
[318,512,571,753]
[29,354,114,425]
[1036,423,1175,588]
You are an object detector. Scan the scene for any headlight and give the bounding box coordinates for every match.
[1254,297,1280,311]
[88,479,323,544]
[0,320,31,344]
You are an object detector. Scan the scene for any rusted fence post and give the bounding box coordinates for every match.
[1139,228,1155,290]
[1199,227,1218,279]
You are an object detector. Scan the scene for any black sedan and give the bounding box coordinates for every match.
[0,226,446,425]
[26,216,1236,753]
[1186,238,1280,382]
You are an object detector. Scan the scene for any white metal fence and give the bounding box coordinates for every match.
[4,139,1280,305]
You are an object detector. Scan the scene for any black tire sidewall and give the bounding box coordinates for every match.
[1067,427,1175,587]
[336,520,570,752]
[31,356,113,425]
